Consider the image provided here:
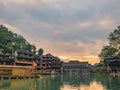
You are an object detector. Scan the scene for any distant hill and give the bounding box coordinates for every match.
[0,25,36,52]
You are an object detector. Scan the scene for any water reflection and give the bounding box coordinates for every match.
[61,74,106,90]
[0,79,35,90]
[0,74,120,90]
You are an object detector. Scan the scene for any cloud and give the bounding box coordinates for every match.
[0,19,22,34]
[78,22,93,28]
[0,0,120,64]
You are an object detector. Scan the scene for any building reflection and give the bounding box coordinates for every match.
[0,79,35,90]
[0,74,120,90]
[35,75,62,90]
[36,74,91,90]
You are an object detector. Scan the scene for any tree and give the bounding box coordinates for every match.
[99,26,120,60]
[108,26,120,53]
[31,44,36,54]
[0,25,36,52]
[38,48,44,56]
[99,46,117,60]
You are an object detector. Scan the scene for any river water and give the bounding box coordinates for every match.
[0,74,120,90]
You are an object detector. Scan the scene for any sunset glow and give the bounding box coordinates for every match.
[59,56,67,59]
[0,0,120,65]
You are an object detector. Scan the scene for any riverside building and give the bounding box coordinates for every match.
[0,51,62,75]
[62,60,90,75]
[40,54,62,74]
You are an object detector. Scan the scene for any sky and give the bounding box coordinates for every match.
[0,0,120,65]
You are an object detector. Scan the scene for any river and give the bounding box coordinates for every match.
[0,74,120,90]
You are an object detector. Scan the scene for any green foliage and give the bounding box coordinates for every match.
[99,26,120,60]
[95,67,105,72]
[91,66,106,73]
[99,46,117,60]
[0,25,36,52]
[108,26,120,47]
[38,48,44,56]
[30,44,36,54]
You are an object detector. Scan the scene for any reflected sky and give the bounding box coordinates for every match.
[61,81,106,90]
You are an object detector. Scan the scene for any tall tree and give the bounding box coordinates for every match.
[108,26,120,54]
[99,26,120,60]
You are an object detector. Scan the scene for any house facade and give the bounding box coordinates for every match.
[40,54,61,74]
[62,60,90,74]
